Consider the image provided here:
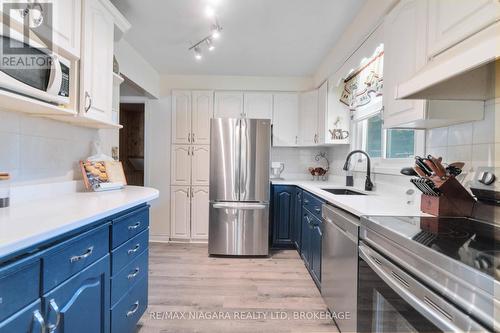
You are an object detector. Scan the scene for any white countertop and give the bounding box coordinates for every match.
[272,179,427,217]
[0,186,159,260]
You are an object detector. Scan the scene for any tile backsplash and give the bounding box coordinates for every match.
[271,147,333,179]
[426,101,498,172]
[0,110,117,184]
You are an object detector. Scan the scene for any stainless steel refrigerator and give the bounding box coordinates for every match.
[209,118,271,256]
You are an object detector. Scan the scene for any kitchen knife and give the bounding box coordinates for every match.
[414,166,427,177]
[449,162,465,170]
[427,155,447,178]
[400,167,418,176]
[415,157,432,176]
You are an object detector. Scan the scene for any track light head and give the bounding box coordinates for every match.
[211,24,221,39]
[194,46,202,60]
[206,38,215,51]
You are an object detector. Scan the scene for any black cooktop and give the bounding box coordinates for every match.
[363,216,500,279]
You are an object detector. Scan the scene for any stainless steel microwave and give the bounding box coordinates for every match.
[0,29,70,105]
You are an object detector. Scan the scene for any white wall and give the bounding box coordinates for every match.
[115,39,161,98]
[144,97,171,240]
[313,0,397,86]
[160,75,313,96]
[0,110,114,184]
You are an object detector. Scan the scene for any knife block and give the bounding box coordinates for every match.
[420,177,475,217]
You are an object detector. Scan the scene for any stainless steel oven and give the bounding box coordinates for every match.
[357,241,487,332]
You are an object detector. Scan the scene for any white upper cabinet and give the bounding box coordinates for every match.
[52,0,81,58]
[191,91,213,144]
[243,93,273,119]
[214,92,244,118]
[80,0,114,123]
[383,0,427,129]
[272,93,299,147]
[172,90,192,145]
[299,89,319,146]
[427,0,500,57]
[191,146,210,186]
[317,81,328,144]
[191,186,210,241]
[172,90,213,145]
[383,0,485,128]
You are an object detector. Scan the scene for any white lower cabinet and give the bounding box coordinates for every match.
[170,186,191,239]
[191,187,210,240]
[170,186,209,241]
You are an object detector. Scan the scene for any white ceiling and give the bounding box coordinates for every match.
[111,0,366,76]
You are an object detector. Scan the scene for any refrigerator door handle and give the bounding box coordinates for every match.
[212,203,267,210]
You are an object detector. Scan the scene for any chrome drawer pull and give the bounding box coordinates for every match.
[70,246,94,263]
[33,309,46,333]
[128,222,141,230]
[315,207,321,213]
[47,299,60,332]
[127,267,140,279]
[126,301,140,317]
[128,244,140,255]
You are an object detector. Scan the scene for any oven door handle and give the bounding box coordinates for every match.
[358,243,486,333]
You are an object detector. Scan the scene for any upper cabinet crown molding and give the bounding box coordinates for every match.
[98,0,131,40]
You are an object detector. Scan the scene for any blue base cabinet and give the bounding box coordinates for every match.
[271,185,295,248]
[42,255,110,333]
[0,204,150,333]
[271,185,323,289]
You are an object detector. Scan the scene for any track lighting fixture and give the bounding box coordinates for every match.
[211,23,221,39]
[188,23,222,60]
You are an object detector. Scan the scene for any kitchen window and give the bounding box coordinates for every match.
[355,114,418,160]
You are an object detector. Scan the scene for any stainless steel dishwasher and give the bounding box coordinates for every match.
[321,204,359,333]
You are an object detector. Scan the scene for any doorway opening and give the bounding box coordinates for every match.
[119,103,145,186]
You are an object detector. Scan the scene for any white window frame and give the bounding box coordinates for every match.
[351,107,425,175]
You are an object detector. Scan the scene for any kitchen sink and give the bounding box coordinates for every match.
[321,188,366,195]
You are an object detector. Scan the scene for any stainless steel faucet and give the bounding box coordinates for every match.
[343,150,373,191]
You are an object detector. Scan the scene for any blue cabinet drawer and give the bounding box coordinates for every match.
[111,229,149,275]
[0,256,40,322]
[111,249,148,306]
[111,206,149,249]
[42,223,110,293]
[302,191,324,220]
[0,299,43,333]
[111,276,148,333]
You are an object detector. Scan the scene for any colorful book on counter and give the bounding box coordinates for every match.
[80,161,127,191]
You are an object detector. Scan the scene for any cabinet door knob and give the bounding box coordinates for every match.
[47,299,61,333]
[84,91,92,112]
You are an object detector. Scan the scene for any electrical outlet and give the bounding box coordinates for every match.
[112,146,119,161]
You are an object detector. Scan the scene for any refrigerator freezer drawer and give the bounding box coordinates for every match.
[208,202,269,256]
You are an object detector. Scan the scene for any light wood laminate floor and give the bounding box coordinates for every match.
[138,243,338,333]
